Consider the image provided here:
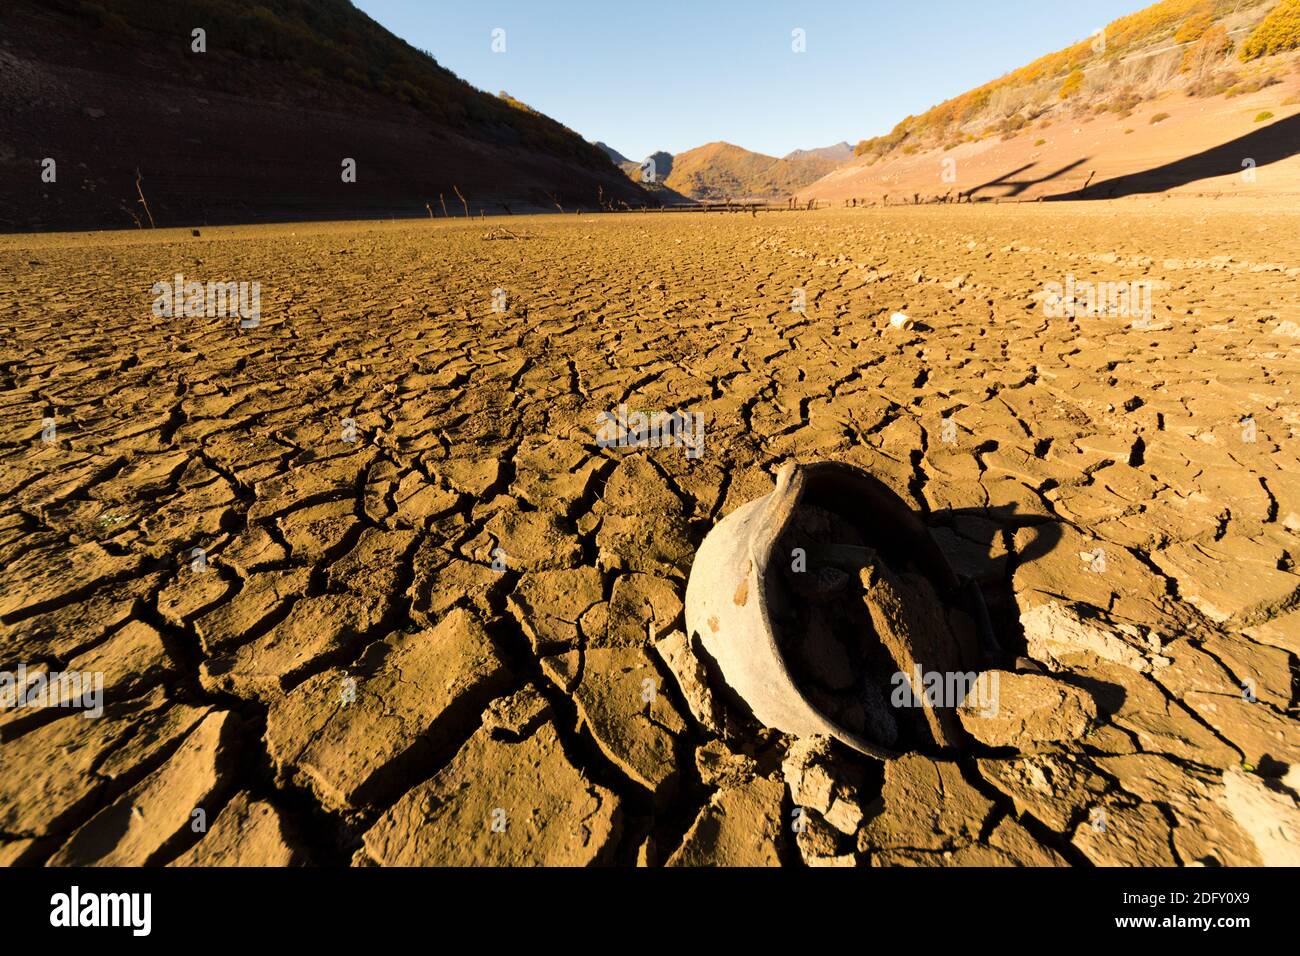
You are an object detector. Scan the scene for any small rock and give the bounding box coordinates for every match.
[653,629,722,733]
[694,740,757,788]
[481,684,551,740]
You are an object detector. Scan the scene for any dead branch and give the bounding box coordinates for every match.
[134,168,155,228]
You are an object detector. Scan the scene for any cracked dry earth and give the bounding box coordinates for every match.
[2,200,1299,868]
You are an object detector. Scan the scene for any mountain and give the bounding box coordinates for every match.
[783,142,854,163]
[593,146,693,203]
[798,0,1300,203]
[595,142,633,166]
[662,142,840,200]
[638,150,676,183]
[1,0,648,230]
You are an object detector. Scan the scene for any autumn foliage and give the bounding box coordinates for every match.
[1240,0,1300,60]
[1058,69,1084,99]
[852,0,1264,163]
[1180,23,1233,72]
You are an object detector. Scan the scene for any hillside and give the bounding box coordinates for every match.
[595,142,633,167]
[595,148,693,204]
[662,142,842,200]
[799,0,1300,203]
[784,142,854,163]
[0,0,648,230]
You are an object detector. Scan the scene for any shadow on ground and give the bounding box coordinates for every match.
[1047,113,1300,200]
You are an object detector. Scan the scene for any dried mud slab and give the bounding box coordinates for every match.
[266,608,512,811]
[957,670,1097,750]
[361,710,621,866]
[48,710,239,866]
[858,754,994,857]
[168,792,304,867]
[666,774,785,867]
[0,691,211,839]
[568,646,687,801]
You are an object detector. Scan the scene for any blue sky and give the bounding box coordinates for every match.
[353,0,1146,160]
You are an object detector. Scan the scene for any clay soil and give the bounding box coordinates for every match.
[1,199,1298,867]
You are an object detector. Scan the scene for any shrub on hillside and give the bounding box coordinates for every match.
[1180,22,1233,73]
[1058,69,1084,99]
[997,113,1032,140]
[1241,0,1300,60]
[1186,69,1239,95]
[1100,89,1143,113]
[1174,9,1215,44]
[1150,111,1171,123]
[1226,73,1282,96]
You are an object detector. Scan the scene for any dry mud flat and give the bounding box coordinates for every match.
[1,200,1298,867]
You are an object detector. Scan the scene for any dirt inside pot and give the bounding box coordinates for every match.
[767,501,978,753]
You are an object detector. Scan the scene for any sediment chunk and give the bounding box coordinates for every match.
[266,608,512,810]
[362,716,621,866]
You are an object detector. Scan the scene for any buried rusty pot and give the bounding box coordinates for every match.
[684,459,983,759]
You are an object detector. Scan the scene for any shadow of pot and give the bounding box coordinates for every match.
[685,459,974,759]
